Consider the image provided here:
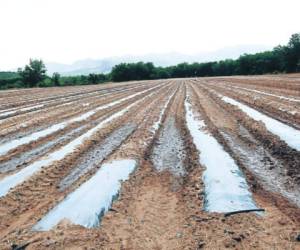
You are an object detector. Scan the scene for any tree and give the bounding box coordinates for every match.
[285,33,300,72]
[52,72,61,86]
[2,32,298,88]
[111,62,155,82]
[18,59,47,87]
[87,73,99,84]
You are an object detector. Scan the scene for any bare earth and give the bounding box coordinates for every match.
[0,75,299,249]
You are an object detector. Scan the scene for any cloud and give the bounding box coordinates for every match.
[0,0,299,70]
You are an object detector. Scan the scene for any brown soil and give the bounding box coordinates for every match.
[0,76,299,249]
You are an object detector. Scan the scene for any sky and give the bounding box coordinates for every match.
[0,0,299,70]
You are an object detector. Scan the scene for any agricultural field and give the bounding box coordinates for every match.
[0,75,299,249]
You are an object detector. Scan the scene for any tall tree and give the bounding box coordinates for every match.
[52,72,61,86]
[18,59,47,87]
[87,73,99,84]
[285,33,300,72]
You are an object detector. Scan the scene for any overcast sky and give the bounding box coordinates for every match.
[0,0,299,70]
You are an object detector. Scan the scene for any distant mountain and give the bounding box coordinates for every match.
[46,45,272,76]
[46,59,115,76]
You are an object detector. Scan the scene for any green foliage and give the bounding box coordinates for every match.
[52,72,61,86]
[38,77,53,87]
[18,59,47,87]
[0,33,299,89]
[151,66,171,79]
[87,73,108,84]
[284,33,300,72]
[0,72,19,80]
[59,73,109,86]
[109,33,300,81]
[111,62,155,82]
[0,72,21,89]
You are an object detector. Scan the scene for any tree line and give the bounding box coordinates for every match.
[0,60,109,90]
[110,33,300,81]
[0,33,299,89]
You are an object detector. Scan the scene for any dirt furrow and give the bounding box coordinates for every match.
[0,82,163,137]
[73,82,203,249]
[197,80,300,129]
[0,81,175,246]
[0,82,171,181]
[0,81,144,109]
[0,82,153,120]
[185,81,300,248]
[1,82,189,249]
[199,83,300,184]
[0,81,165,142]
[206,75,300,96]
[0,77,299,249]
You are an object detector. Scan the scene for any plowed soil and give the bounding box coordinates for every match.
[0,76,299,249]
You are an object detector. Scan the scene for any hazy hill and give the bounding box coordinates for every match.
[46,45,271,76]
